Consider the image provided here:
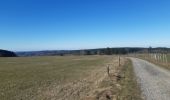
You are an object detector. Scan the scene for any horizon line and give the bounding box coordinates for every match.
[12,46,170,52]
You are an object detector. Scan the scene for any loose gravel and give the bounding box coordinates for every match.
[130,58,170,100]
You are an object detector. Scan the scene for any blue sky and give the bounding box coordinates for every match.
[0,0,170,51]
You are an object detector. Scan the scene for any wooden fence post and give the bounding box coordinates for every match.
[163,53,165,63]
[119,56,120,67]
[107,65,110,76]
[165,54,168,64]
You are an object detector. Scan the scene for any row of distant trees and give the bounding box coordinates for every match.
[0,49,17,57]
[79,47,146,55]
[79,47,170,55]
[15,47,170,57]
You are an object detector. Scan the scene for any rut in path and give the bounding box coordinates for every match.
[130,58,170,100]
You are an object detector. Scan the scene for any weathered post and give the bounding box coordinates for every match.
[161,53,163,63]
[156,53,159,61]
[119,56,120,67]
[163,53,167,63]
[160,53,162,62]
[163,53,165,63]
[165,54,168,64]
[158,53,160,62]
[154,53,156,61]
[107,65,110,76]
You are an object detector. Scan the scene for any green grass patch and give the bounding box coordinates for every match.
[117,59,142,100]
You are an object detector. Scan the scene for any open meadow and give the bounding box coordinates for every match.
[0,55,141,100]
[0,56,113,100]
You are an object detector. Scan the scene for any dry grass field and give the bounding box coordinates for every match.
[168,54,170,62]
[135,53,170,70]
[0,55,141,100]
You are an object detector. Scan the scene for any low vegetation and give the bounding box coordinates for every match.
[0,56,113,100]
[168,54,170,62]
[136,54,170,70]
[117,60,142,100]
[0,55,142,100]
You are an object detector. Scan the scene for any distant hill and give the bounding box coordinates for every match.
[16,50,73,57]
[16,47,170,57]
[0,49,17,57]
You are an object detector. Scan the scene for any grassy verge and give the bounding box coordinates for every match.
[90,58,143,100]
[147,59,170,70]
[117,59,142,100]
[136,54,170,70]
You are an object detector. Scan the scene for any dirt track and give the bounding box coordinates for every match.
[131,58,170,100]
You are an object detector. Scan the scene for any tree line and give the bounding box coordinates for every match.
[8,47,170,57]
[0,49,17,57]
[78,47,170,55]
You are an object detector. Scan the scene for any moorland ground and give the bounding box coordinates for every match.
[0,55,141,100]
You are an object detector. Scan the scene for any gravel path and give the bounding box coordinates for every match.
[130,58,170,100]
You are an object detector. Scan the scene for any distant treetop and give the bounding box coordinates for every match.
[0,49,17,57]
